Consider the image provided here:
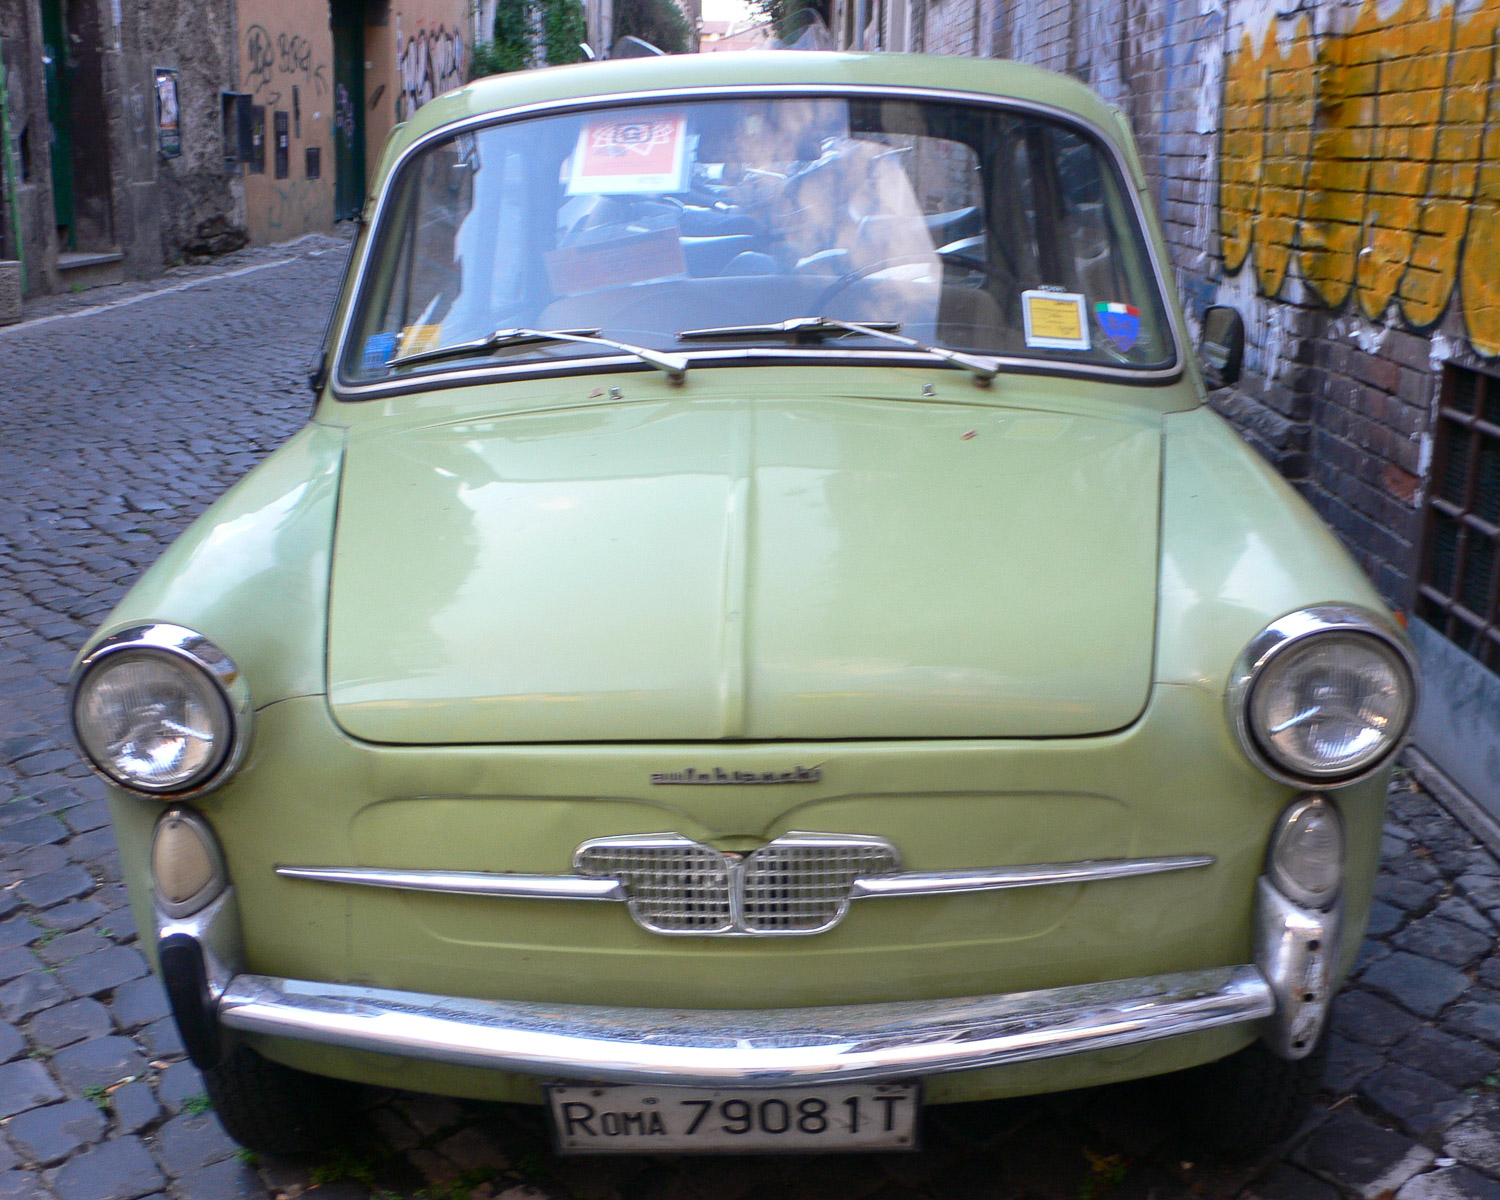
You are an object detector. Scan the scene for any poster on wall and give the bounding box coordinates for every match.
[155,68,181,157]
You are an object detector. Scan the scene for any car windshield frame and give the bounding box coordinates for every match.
[330,84,1185,400]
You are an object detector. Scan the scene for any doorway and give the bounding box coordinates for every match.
[40,0,113,249]
[331,0,366,221]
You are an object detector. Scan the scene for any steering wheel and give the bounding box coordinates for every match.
[813,254,944,311]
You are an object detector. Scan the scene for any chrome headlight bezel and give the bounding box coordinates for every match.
[69,624,252,798]
[1227,605,1418,788]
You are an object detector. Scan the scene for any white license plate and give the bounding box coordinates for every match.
[547,1082,920,1153]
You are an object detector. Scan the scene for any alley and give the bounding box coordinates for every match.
[1,246,1498,1200]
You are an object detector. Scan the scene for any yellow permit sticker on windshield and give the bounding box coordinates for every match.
[398,324,444,358]
[1022,290,1091,351]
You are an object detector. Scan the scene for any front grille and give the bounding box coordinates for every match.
[574,833,900,936]
[575,836,733,933]
[740,839,899,932]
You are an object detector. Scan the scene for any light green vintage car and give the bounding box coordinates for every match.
[71,51,1417,1158]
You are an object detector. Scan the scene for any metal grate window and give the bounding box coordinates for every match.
[1418,364,1500,670]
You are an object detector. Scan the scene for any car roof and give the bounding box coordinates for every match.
[385,51,1131,177]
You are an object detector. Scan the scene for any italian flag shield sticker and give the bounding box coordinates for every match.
[1094,302,1141,352]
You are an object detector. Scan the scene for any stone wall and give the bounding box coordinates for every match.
[0,2,59,293]
[124,0,244,267]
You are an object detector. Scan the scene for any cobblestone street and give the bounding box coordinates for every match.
[1,245,1498,1200]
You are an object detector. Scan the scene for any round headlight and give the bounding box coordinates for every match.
[71,626,249,796]
[1230,607,1417,787]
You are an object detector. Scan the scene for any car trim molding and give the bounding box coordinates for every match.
[328,83,1187,401]
[849,854,1216,898]
[274,865,626,901]
[275,852,1214,906]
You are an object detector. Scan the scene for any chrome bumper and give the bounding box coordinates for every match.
[157,876,1337,1084]
[213,967,1272,1086]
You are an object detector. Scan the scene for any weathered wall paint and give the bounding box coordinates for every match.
[364,5,469,192]
[1219,0,1500,354]
[237,0,335,242]
[395,16,466,121]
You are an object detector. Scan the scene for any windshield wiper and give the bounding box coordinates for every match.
[677,316,999,384]
[389,327,688,382]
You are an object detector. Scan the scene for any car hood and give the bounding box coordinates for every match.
[326,391,1161,743]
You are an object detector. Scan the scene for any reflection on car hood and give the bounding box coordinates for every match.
[326,391,1161,743]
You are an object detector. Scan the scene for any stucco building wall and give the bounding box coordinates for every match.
[236,0,337,242]
[364,0,470,181]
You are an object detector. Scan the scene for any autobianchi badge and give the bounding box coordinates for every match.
[650,765,822,785]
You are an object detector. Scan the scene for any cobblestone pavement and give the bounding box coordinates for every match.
[1,249,1499,1200]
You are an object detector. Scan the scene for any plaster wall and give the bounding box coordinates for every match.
[364,0,469,176]
[236,0,336,242]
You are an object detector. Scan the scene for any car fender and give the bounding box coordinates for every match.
[77,422,346,712]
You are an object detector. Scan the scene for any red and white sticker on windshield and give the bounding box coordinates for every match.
[567,112,689,195]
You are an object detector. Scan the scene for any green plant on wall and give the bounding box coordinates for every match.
[469,0,588,80]
[544,0,588,65]
[613,0,691,53]
[745,0,828,44]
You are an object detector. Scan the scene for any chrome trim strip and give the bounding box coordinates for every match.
[1225,605,1420,789]
[70,623,253,798]
[328,82,1186,400]
[277,851,1213,907]
[849,854,1215,898]
[217,965,1272,1086]
[275,865,624,901]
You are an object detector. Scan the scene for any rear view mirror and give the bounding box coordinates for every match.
[1199,306,1245,387]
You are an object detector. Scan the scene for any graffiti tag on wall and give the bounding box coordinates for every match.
[396,22,466,121]
[1219,0,1500,355]
[335,83,358,150]
[245,23,329,110]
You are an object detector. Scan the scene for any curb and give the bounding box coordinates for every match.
[1402,745,1500,858]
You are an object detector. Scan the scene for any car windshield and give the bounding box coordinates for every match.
[339,94,1176,384]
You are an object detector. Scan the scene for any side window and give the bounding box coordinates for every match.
[1050,128,1130,302]
[402,141,475,333]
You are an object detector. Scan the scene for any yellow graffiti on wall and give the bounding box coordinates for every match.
[1219,0,1500,354]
